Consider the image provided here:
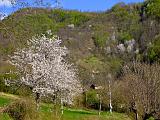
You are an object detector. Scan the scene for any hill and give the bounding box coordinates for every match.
[0,1,160,119]
[1,2,160,85]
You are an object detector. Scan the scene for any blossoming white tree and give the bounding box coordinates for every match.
[8,33,82,111]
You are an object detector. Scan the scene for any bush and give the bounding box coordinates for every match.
[0,72,19,93]
[111,2,130,22]
[4,98,39,120]
[92,32,109,48]
[143,0,160,19]
[74,95,85,108]
[51,9,70,23]
[147,117,155,120]
[85,90,99,109]
[148,35,160,62]
[69,11,90,26]
[118,32,132,43]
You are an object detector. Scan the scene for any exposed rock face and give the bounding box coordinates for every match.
[111,32,116,41]
[117,44,125,53]
[106,46,111,54]
[125,39,136,53]
[67,24,75,29]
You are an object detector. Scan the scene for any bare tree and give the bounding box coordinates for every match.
[122,62,160,120]
[7,32,82,111]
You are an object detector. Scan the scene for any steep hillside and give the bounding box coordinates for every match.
[0,1,160,91]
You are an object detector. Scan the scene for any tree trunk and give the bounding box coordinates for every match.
[85,92,87,107]
[131,102,138,120]
[99,94,102,116]
[35,92,40,110]
[61,98,64,115]
[108,75,112,113]
[135,111,138,120]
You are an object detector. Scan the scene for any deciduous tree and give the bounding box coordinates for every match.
[122,62,160,119]
[7,33,82,110]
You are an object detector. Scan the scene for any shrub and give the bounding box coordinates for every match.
[51,9,70,23]
[147,117,155,120]
[118,32,132,43]
[4,98,39,120]
[148,35,160,62]
[92,32,109,48]
[111,2,130,22]
[69,11,90,26]
[85,90,99,109]
[143,0,160,19]
[0,72,19,93]
[74,95,85,108]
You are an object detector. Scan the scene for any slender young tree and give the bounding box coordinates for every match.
[107,73,113,113]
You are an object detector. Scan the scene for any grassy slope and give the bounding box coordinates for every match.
[0,92,131,120]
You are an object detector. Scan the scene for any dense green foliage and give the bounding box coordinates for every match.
[148,35,160,62]
[93,32,109,47]
[118,32,132,43]
[51,9,91,26]
[86,90,99,109]
[144,0,160,19]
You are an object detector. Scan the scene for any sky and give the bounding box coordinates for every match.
[61,0,144,11]
[0,0,144,16]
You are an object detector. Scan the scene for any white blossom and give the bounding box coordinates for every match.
[9,33,82,104]
[46,30,52,36]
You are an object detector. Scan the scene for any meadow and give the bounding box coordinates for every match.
[0,92,131,120]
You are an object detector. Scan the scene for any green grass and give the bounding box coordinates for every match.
[39,105,131,120]
[0,95,13,120]
[0,113,12,120]
[63,110,94,120]
[0,92,131,120]
[62,110,131,120]
[39,104,131,120]
[0,97,11,107]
